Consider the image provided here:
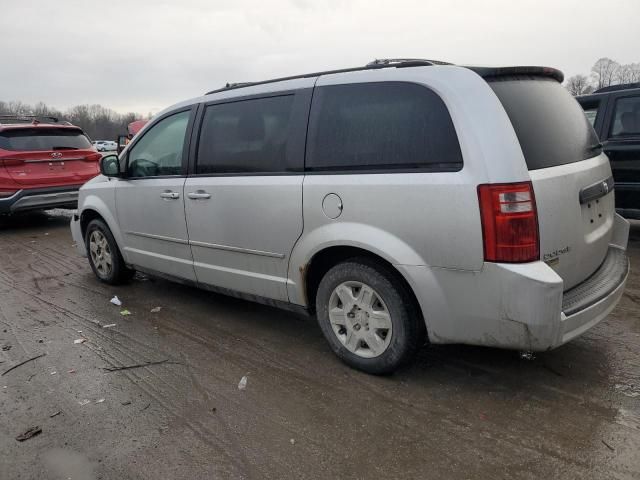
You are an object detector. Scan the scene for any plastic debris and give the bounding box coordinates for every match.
[519,351,535,361]
[50,411,61,418]
[95,398,105,404]
[50,371,57,375]
[16,426,42,442]
[150,307,162,313]
[74,339,86,345]
[102,324,116,329]
[110,296,122,306]
[120,310,131,316]
[78,399,90,406]
[238,376,248,390]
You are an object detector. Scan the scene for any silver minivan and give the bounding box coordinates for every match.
[71,59,630,374]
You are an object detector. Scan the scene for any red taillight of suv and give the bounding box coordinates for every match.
[477,182,539,263]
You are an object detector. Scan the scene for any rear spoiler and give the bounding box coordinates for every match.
[464,66,564,83]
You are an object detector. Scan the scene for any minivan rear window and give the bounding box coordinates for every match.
[0,128,92,152]
[488,76,600,170]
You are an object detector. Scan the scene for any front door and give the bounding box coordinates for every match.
[116,109,196,281]
[184,90,311,301]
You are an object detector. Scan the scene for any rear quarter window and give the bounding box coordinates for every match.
[306,82,463,172]
[608,95,640,138]
[0,128,92,151]
[488,76,600,170]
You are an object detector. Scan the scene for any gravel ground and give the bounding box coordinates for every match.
[0,210,639,480]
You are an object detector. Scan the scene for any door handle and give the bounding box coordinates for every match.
[187,190,211,200]
[160,191,180,200]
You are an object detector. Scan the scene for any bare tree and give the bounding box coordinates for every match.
[0,100,143,140]
[591,57,620,90]
[615,64,634,85]
[565,74,594,96]
[629,63,640,83]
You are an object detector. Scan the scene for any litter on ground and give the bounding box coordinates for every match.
[74,339,86,344]
[110,296,122,306]
[1,353,46,377]
[15,426,42,442]
[103,324,116,329]
[150,307,162,313]
[120,310,131,316]
[238,376,248,390]
[78,399,90,406]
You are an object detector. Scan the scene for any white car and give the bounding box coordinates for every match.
[71,59,630,374]
[102,140,117,151]
[92,141,107,151]
[92,140,116,152]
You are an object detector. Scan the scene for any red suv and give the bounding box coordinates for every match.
[0,116,101,214]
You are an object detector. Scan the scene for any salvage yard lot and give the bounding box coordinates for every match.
[0,210,639,479]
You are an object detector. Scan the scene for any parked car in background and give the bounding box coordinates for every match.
[71,60,629,374]
[117,120,148,154]
[0,115,101,214]
[577,83,640,219]
[92,140,108,151]
[92,140,117,152]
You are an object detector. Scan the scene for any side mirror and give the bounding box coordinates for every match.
[100,154,121,177]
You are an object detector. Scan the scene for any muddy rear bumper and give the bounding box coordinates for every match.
[397,214,630,351]
[0,185,81,214]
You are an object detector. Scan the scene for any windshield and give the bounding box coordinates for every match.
[488,76,601,170]
[0,128,92,152]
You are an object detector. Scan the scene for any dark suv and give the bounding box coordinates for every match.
[577,83,640,219]
[0,116,100,214]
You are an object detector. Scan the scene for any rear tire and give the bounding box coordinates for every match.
[85,219,134,285]
[315,258,424,375]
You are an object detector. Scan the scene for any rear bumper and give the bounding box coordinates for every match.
[397,214,630,351]
[0,185,82,214]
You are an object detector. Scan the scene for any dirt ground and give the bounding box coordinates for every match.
[0,210,638,480]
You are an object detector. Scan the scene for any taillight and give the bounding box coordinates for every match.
[0,158,25,167]
[83,152,102,162]
[477,182,539,263]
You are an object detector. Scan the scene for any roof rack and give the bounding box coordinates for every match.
[205,58,449,95]
[0,115,72,126]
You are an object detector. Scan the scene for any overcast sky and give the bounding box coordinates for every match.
[2,0,638,115]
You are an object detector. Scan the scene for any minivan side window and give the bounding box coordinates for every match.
[306,82,463,172]
[609,96,640,138]
[196,95,296,174]
[127,110,190,178]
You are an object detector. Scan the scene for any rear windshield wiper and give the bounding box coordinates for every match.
[51,146,80,150]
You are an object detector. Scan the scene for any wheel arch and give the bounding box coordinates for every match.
[78,195,128,263]
[298,245,426,335]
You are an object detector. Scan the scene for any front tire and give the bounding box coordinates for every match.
[85,219,133,285]
[315,258,424,375]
